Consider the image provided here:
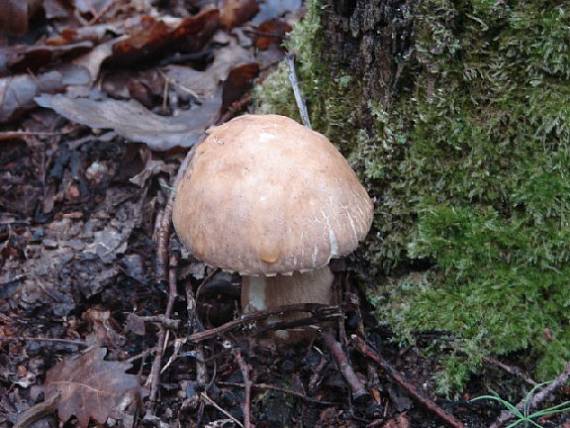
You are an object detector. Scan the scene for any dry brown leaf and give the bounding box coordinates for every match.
[35,92,221,151]
[0,0,30,36]
[220,0,259,29]
[382,413,410,428]
[0,41,93,77]
[222,62,259,111]
[163,38,254,101]
[110,9,219,66]
[255,19,292,50]
[45,347,143,427]
[83,309,126,348]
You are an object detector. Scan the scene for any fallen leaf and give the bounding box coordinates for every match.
[251,0,302,25]
[43,0,71,19]
[255,19,292,50]
[73,0,111,15]
[0,0,28,35]
[382,413,410,428]
[163,38,255,104]
[220,0,259,29]
[35,92,222,151]
[129,158,175,187]
[110,9,219,66]
[0,66,90,123]
[0,41,93,77]
[83,309,126,348]
[45,347,143,428]
[102,69,164,106]
[125,313,146,336]
[210,38,256,81]
[163,65,219,100]
[72,39,116,81]
[46,23,120,45]
[222,62,259,111]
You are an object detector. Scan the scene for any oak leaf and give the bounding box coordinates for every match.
[45,347,143,427]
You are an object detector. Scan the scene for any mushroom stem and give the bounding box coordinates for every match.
[241,266,334,340]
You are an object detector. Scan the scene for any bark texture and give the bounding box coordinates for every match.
[321,0,416,107]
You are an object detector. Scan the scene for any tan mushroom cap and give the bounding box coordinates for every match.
[172,114,373,276]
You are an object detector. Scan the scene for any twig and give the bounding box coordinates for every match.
[125,347,158,364]
[233,349,253,428]
[285,54,311,129]
[186,282,208,390]
[148,141,199,404]
[252,315,330,337]
[321,332,368,400]
[135,315,180,330]
[148,252,179,403]
[346,291,382,401]
[155,206,170,286]
[308,351,327,395]
[159,70,201,101]
[0,336,87,347]
[155,145,197,286]
[352,335,464,428]
[0,131,71,141]
[201,392,244,428]
[88,0,115,25]
[490,361,570,428]
[188,303,346,343]
[484,356,537,386]
[160,337,184,374]
[218,381,337,405]
[14,392,60,428]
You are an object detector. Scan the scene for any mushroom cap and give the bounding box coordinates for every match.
[172,114,374,276]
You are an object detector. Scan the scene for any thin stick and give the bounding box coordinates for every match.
[14,392,60,428]
[218,381,337,405]
[186,283,208,390]
[148,252,179,402]
[321,332,368,400]
[125,348,157,364]
[490,361,570,428]
[233,349,253,428]
[352,336,464,428]
[484,356,537,386]
[88,0,115,25]
[201,392,244,428]
[0,336,87,347]
[135,315,179,330]
[155,145,197,285]
[285,54,312,129]
[188,303,345,342]
[0,131,71,141]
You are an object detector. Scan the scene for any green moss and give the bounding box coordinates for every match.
[255,0,570,394]
[372,0,570,393]
[253,0,360,153]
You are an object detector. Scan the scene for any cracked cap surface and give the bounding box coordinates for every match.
[172,114,373,276]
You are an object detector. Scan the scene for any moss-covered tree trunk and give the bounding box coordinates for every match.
[256,0,570,394]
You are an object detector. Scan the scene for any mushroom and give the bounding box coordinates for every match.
[173,114,373,339]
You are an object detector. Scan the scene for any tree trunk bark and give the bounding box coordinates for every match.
[320,0,416,110]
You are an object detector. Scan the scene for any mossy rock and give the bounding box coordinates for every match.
[255,0,570,394]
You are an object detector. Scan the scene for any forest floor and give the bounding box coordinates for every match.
[1,1,568,427]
